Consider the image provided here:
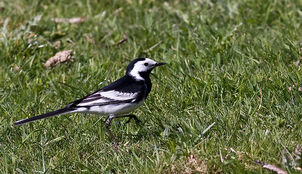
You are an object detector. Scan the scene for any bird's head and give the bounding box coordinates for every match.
[126,58,166,81]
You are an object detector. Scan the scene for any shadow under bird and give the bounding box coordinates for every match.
[14,58,165,143]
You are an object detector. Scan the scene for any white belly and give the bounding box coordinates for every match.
[81,100,145,115]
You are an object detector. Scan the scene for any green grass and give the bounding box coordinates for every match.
[1,0,302,173]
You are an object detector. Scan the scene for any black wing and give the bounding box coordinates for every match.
[67,75,146,108]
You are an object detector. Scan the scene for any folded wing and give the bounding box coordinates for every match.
[66,75,146,108]
[71,90,140,107]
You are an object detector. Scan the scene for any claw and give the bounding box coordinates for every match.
[125,114,141,125]
[105,115,119,146]
[104,114,141,147]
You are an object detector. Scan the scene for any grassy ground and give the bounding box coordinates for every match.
[1,0,302,173]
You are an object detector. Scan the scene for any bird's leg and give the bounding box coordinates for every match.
[105,114,118,146]
[123,114,141,125]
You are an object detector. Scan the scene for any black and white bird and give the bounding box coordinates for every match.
[14,58,165,141]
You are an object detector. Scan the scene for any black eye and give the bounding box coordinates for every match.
[144,63,149,66]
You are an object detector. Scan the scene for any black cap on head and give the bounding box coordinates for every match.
[126,58,146,73]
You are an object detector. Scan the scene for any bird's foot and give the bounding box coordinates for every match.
[106,126,119,147]
[105,115,120,147]
[125,114,141,125]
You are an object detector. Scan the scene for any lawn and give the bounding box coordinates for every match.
[1,0,302,173]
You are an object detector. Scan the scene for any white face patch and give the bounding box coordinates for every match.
[129,58,157,80]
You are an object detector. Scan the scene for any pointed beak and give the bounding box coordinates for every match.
[155,62,166,67]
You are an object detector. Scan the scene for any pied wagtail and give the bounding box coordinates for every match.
[14,58,165,142]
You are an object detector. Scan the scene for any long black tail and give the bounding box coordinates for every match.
[14,107,74,126]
